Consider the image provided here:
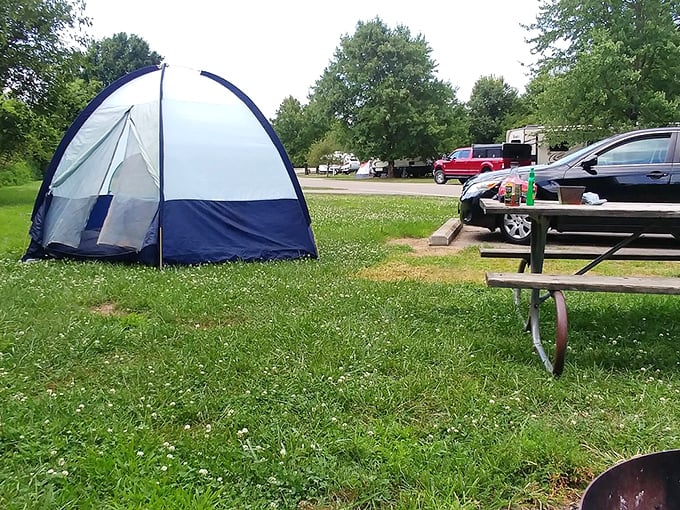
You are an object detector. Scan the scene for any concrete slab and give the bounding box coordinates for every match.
[429,218,463,246]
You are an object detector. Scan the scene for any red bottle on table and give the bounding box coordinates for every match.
[503,165,522,206]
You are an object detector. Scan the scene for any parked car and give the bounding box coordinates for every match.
[433,143,532,184]
[458,127,680,244]
[341,155,360,173]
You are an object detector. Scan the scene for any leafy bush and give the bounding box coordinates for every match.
[0,159,40,187]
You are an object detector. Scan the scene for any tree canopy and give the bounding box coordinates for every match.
[272,96,330,167]
[467,75,519,143]
[0,0,162,177]
[0,0,89,105]
[528,0,680,141]
[83,32,163,86]
[311,17,465,164]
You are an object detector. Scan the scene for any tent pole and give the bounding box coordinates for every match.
[157,63,167,270]
[158,226,163,270]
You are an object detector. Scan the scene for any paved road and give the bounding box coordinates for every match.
[297,175,462,198]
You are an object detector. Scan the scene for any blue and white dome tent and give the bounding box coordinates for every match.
[23,64,317,266]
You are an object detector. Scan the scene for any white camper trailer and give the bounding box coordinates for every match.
[506,125,576,165]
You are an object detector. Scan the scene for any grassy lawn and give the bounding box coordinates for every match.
[2,183,680,509]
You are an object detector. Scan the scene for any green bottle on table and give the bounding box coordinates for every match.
[526,167,535,206]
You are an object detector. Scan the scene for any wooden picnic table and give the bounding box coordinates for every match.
[479,198,680,375]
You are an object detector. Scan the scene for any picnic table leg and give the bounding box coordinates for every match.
[512,258,529,307]
[526,215,557,373]
[551,290,568,376]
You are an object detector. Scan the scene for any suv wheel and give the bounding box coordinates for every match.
[433,169,447,184]
[500,214,531,244]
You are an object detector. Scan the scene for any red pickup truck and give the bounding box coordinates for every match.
[433,143,532,184]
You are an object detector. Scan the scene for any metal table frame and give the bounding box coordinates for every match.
[480,199,680,374]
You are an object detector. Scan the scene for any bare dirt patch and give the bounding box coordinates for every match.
[91,301,124,316]
[387,237,463,256]
[386,225,495,257]
[359,227,506,283]
[359,229,492,283]
[358,260,468,283]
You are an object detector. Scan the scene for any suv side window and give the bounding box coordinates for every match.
[454,149,471,159]
[597,136,671,166]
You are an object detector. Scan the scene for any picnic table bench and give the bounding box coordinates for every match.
[479,199,680,376]
[480,246,680,273]
[484,272,680,376]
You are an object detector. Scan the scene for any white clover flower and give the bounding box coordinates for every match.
[166,454,174,459]
[136,451,144,457]
[184,424,191,430]
[237,427,248,438]
[61,470,69,476]
[160,465,168,472]
[58,458,65,466]
[167,445,175,452]
[198,468,208,476]
[205,424,212,433]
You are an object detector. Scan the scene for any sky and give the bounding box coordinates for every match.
[83,0,541,119]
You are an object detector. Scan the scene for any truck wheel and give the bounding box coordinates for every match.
[480,166,491,173]
[433,170,447,184]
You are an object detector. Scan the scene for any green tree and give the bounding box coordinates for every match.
[306,132,344,170]
[272,95,336,168]
[0,74,99,174]
[0,0,91,181]
[467,75,519,143]
[83,33,163,86]
[0,0,89,105]
[272,96,306,166]
[312,17,463,175]
[528,0,680,142]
